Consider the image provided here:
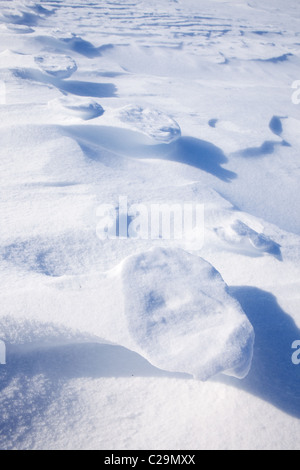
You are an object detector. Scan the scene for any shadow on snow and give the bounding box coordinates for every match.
[217,287,300,419]
[65,125,237,182]
[13,69,117,98]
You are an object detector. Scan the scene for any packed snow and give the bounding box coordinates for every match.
[0,0,299,451]
[122,248,254,380]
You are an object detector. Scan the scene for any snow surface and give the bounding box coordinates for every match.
[0,0,300,451]
[122,248,254,380]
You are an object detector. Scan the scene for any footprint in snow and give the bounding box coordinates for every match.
[117,105,181,144]
[34,54,77,80]
[49,96,105,121]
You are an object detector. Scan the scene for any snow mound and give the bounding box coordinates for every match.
[121,248,254,380]
[117,105,181,144]
[49,96,105,121]
[0,49,35,69]
[34,54,77,79]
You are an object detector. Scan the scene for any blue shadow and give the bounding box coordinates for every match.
[58,79,117,98]
[169,137,237,182]
[208,119,218,128]
[269,116,283,136]
[254,53,293,64]
[61,38,114,59]
[240,140,281,158]
[66,126,236,182]
[219,287,300,418]
[13,69,117,98]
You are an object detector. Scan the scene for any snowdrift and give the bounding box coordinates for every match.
[0,0,300,452]
[121,247,254,380]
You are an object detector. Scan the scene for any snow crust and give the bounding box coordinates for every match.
[122,247,254,380]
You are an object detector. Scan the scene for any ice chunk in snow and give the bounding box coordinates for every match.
[121,248,254,380]
[49,96,104,121]
[34,54,77,79]
[117,105,181,143]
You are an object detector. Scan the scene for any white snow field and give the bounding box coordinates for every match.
[0,0,300,451]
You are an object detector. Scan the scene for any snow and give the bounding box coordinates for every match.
[49,96,105,121]
[34,53,78,79]
[121,247,254,380]
[117,105,182,143]
[0,0,299,451]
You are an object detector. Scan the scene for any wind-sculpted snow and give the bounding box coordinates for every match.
[49,96,105,121]
[214,220,282,260]
[121,248,254,380]
[117,105,181,144]
[34,54,78,79]
[0,0,300,452]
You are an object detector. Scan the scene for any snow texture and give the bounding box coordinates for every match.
[34,54,78,79]
[117,105,181,143]
[49,96,105,121]
[122,248,254,380]
[0,0,299,452]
